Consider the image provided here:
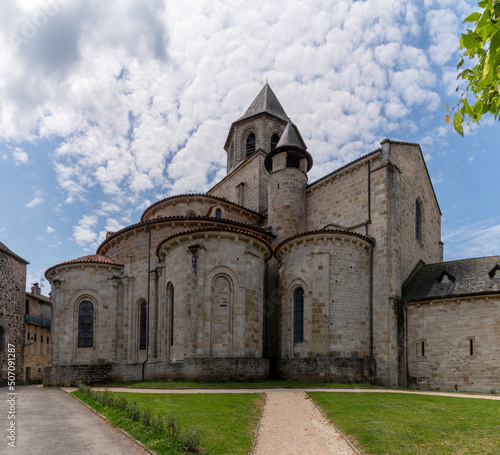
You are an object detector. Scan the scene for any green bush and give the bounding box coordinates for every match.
[180,428,201,452]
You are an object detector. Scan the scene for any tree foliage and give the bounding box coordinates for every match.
[447,0,500,135]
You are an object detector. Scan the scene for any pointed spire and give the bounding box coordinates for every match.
[276,119,307,151]
[237,83,289,123]
[264,119,313,173]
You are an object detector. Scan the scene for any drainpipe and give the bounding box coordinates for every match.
[415,342,419,389]
[366,159,377,384]
[142,225,152,381]
[404,302,409,388]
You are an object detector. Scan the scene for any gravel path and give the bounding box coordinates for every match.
[252,389,355,455]
[62,386,500,454]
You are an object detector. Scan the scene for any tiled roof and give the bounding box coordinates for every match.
[403,255,500,302]
[156,227,273,258]
[236,82,289,123]
[274,228,375,254]
[45,254,123,277]
[141,193,261,222]
[0,241,29,264]
[97,216,273,254]
[26,292,51,304]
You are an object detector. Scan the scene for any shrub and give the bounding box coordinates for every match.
[165,412,181,440]
[179,428,202,453]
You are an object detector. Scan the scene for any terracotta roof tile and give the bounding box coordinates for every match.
[97,216,273,254]
[274,228,375,255]
[156,227,273,258]
[45,254,123,278]
[140,193,261,222]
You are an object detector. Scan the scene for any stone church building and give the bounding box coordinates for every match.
[44,84,500,392]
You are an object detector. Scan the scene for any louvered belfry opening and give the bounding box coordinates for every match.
[246,133,256,157]
[270,133,280,152]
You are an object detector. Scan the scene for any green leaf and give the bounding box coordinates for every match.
[464,12,482,23]
[489,30,500,72]
[457,57,465,69]
[454,112,464,136]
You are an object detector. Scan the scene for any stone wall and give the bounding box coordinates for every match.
[45,358,269,386]
[276,231,372,364]
[47,262,124,366]
[226,115,286,172]
[278,356,374,383]
[0,248,27,384]
[407,296,500,393]
[44,363,112,387]
[268,155,307,243]
[156,229,271,360]
[209,151,269,214]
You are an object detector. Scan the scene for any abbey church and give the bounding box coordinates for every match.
[44,84,500,392]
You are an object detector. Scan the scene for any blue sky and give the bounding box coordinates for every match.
[0,0,498,293]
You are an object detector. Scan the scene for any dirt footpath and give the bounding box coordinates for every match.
[253,389,355,455]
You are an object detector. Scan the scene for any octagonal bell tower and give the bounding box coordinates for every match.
[224,83,289,173]
[264,120,312,243]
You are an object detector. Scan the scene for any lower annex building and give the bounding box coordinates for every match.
[44,84,500,392]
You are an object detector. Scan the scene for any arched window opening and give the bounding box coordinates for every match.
[186,210,198,218]
[294,287,304,344]
[287,155,300,169]
[246,133,256,157]
[78,301,94,348]
[270,133,280,152]
[215,208,222,219]
[415,199,422,241]
[139,301,147,351]
[169,286,174,347]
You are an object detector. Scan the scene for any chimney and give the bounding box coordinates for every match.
[31,283,41,295]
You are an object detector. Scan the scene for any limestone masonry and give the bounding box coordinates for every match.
[44,84,500,392]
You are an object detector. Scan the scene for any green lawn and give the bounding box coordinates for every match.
[308,392,500,455]
[73,391,263,455]
[100,379,378,389]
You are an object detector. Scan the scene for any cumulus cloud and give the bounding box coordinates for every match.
[73,214,98,246]
[12,146,29,165]
[0,0,476,249]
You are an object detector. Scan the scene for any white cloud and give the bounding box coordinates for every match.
[73,214,98,246]
[26,190,43,208]
[12,146,29,165]
[0,0,471,240]
[443,221,500,260]
[46,226,55,233]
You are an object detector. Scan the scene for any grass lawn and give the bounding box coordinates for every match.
[308,392,500,455]
[100,379,378,389]
[73,391,263,455]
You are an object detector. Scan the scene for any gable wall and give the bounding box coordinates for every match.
[387,142,442,290]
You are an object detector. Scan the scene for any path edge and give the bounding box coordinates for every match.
[60,387,156,455]
[306,392,362,455]
[250,392,267,455]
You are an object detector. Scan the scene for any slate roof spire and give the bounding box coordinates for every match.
[276,119,307,151]
[237,82,289,123]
